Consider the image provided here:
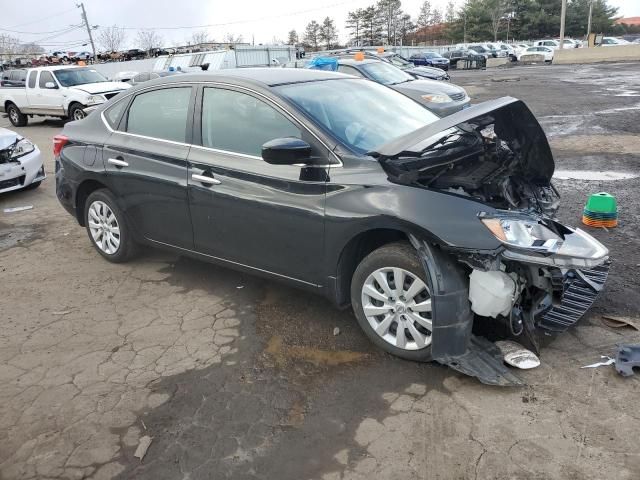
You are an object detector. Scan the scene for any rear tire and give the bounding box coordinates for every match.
[7,103,28,127]
[84,189,137,263]
[351,241,434,362]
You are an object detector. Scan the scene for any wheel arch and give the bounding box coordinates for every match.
[331,226,433,308]
[74,179,109,226]
[66,100,85,117]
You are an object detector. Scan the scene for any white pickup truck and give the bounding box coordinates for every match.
[0,65,130,126]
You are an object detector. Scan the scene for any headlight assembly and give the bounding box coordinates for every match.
[421,93,451,103]
[481,215,609,267]
[86,95,104,105]
[481,217,562,252]
[11,138,35,159]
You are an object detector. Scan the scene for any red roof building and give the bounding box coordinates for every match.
[616,17,640,26]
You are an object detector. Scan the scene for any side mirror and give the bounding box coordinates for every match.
[262,137,312,165]
[45,82,57,89]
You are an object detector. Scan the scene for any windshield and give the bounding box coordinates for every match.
[386,54,412,67]
[470,46,487,52]
[359,62,413,85]
[424,52,442,59]
[54,68,108,87]
[275,78,438,154]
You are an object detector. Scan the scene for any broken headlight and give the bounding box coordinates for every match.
[11,138,35,159]
[481,215,609,267]
[481,217,562,252]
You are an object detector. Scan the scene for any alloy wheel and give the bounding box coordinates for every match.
[73,109,86,120]
[361,267,432,350]
[88,201,121,255]
[9,108,18,124]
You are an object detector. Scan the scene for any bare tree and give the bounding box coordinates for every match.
[223,32,244,43]
[136,30,163,52]
[97,25,127,52]
[416,1,433,44]
[190,30,211,46]
[487,0,508,41]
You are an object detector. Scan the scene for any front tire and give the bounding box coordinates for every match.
[69,103,86,121]
[85,189,136,263]
[7,103,28,127]
[351,242,433,361]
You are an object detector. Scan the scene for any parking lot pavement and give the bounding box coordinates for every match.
[1,62,640,480]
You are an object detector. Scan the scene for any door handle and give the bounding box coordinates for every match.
[192,173,221,185]
[108,158,129,168]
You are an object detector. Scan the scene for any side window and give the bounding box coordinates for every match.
[28,71,36,87]
[39,71,54,88]
[337,65,364,77]
[17,71,26,82]
[104,99,128,129]
[126,87,191,142]
[201,88,301,157]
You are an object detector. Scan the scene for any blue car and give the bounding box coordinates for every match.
[409,52,450,71]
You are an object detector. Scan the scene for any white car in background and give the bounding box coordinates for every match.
[601,37,631,46]
[533,39,561,50]
[517,46,555,62]
[0,128,44,192]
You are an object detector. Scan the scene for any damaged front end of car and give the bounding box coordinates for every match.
[371,97,610,386]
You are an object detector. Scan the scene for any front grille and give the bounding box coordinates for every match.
[538,263,610,332]
[0,175,24,190]
[103,92,120,100]
[449,92,466,101]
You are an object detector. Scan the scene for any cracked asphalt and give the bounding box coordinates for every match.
[1,62,640,480]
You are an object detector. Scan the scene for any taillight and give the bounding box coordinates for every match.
[53,135,69,157]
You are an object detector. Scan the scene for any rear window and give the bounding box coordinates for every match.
[126,87,191,142]
[104,100,128,129]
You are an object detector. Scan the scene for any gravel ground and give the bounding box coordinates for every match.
[1,61,639,480]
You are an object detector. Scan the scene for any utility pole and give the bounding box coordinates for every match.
[77,3,96,58]
[463,14,467,44]
[586,1,593,43]
[559,0,567,49]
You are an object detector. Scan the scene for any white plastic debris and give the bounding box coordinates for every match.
[581,356,615,369]
[333,327,340,336]
[134,435,153,460]
[495,340,540,370]
[3,205,33,213]
[51,310,72,316]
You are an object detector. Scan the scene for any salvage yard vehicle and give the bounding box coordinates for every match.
[1,69,27,87]
[320,57,469,115]
[517,46,555,62]
[55,69,609,384]
[409,52,450,70]
[0,66,130,126]
[0,127,44,192]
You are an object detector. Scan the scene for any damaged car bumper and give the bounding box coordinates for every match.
[0,137,44,193]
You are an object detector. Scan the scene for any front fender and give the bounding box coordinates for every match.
[324,181,502,269]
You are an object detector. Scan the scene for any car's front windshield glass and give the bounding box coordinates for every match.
[359,62,413,85]
[387,55,411,67]
[275,78,438,154]
[54,68,108,87]
[424,52,441,58]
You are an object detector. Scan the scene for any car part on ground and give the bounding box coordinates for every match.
[614,345,640,377]
[0,128,45,193]
[54,69,610,384]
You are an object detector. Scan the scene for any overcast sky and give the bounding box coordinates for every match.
[1,0,638,51]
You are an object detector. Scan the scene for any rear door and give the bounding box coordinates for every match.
[102,85,195,249]
[187,85,331,285]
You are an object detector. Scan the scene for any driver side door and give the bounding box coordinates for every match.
[187,85,331,286]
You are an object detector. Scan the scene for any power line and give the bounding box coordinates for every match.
[114,0,361,30]
[0,6,77,30]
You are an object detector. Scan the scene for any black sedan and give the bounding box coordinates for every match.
[54,69,609,382]
[409,52,450,70]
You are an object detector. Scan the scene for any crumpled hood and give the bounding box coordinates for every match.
[394,78,464,96]
[370,96,554,183]
[71,82,131,94]
[0,128,19,150]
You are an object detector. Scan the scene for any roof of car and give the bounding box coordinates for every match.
[334,58,379,66]
[143,67,352,88]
